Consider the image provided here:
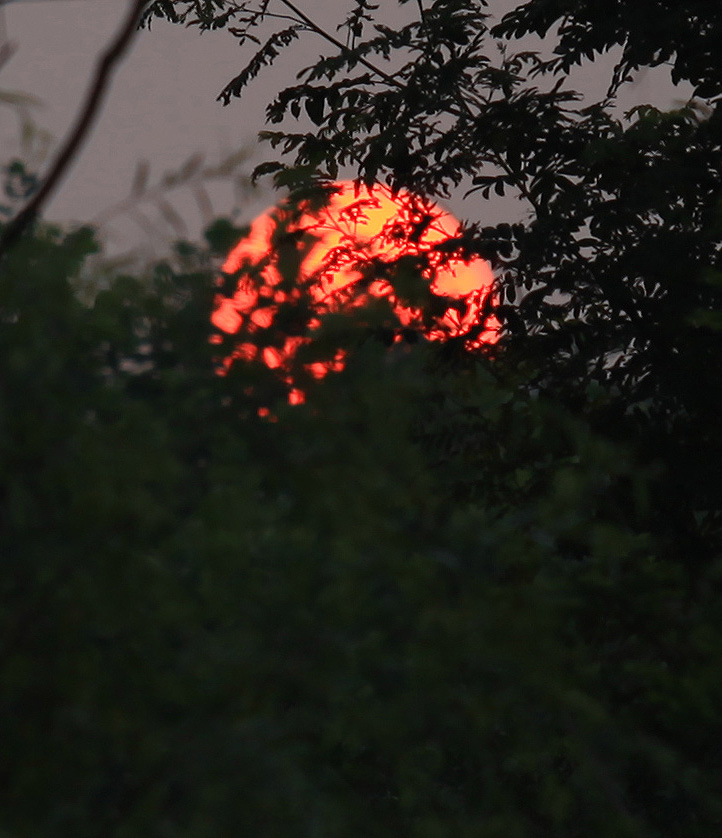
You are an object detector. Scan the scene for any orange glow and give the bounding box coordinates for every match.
[212,182,498,402]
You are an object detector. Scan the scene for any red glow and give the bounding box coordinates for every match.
[212,182,498,401]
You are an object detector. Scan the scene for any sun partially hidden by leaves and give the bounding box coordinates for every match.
[212,181,498,404]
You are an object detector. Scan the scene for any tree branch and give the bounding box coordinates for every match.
[276,0,405,91]
[275,1,539,212]
[0,0,150,261]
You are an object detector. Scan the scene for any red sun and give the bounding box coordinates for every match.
[212,181,498,403]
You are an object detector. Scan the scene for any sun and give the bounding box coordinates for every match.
[212,181,498,403]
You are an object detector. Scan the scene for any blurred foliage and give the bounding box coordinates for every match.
[1,205,721,837]
[89,147,256,259]
[2,0,722,835]
[0,86,53,175]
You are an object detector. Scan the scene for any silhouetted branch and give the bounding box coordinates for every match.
[0,0,150,261]
[276,0,404,91]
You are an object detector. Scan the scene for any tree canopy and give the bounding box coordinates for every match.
[143,0,722,554]
[2,1,722,835]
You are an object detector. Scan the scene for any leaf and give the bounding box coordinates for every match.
[305,93,326,126]
[156,199,187,238]
[131,161,150,197]
[251,160,286,184]
[177,153,203,181]
[192,184,214,223]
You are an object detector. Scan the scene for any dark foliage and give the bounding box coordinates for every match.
[493,0,722,98]
[2,1,722,834]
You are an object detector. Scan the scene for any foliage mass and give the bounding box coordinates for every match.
[2,1,722,834]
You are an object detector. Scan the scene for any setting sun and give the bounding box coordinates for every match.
[212,181,498,402]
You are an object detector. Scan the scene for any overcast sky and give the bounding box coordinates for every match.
[0,0,693,254]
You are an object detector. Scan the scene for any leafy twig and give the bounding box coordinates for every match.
[276,0,405,92]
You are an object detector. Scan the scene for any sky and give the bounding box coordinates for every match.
[0,0,693,255]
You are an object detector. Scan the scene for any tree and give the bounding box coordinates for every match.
[144,0,722,552]
[1,1,722,834]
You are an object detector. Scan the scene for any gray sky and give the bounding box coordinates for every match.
[0,0,693,254]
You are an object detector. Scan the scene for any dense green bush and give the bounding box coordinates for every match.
[0,215,720,836]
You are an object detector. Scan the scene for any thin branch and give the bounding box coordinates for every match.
[276,0,405,91]
[0,0,150,261]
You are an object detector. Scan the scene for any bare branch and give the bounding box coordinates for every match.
[0,0,150,261]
